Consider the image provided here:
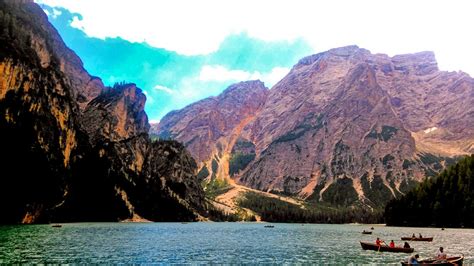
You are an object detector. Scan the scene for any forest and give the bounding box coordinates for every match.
[385,154,474,228]
[238,191,383,224]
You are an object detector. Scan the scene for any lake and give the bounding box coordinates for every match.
[0,223,472,264]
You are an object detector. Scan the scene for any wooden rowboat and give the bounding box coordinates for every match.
[401,255,463,265]
[360,241,414,253]
[362,230,372,234]
[400,237,433,242]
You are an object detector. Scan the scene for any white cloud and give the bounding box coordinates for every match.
[199,65,289,88]
[52,8,62,18]
[70,15,84,30]
[42,8,50,16]
[262,67,290,87]
[153,85,175,94]
[149,66,289,119]
[35,0,474,76]
[199,65,251,82]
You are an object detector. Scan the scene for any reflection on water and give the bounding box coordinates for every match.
[0,223,472,264]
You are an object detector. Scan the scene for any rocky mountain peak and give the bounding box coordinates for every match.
[153,80,268,174]
[390,51,438,75]
[157,45,474,209]
[82,83,149,145]
[295,45,370,67]
[220,80,267,97]
[215,80,268,117]
[0,1,206,223]
[326,45,367,56]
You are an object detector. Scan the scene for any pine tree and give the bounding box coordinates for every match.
[385,155,474,227]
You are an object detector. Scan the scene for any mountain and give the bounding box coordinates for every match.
[0,0,206,223]
[385,154,474,228]
[156,80,268,181]
[154,45,474,209]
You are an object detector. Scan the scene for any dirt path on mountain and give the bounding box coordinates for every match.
[215,179,304,210]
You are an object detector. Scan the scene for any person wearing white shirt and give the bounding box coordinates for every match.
[436,247,447,260]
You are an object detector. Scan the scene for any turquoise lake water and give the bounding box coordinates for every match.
[0,223,472,264]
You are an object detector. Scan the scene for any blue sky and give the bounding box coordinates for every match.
[39,4,313,121]
[38,0,474,121]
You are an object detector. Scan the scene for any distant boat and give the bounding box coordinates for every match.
[51,224,62,228]
[360,242,414,253]
[441,228,445,230]
[264,225,274,228]
[362,230,372,234]
[400,237,433,242]
[400,255,463,266]
[370,227,374,230]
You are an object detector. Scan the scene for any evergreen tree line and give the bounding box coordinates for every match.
[385,154,474,228]
[205,203,257,222]
[206,207,241,222]
[238,192,383,224]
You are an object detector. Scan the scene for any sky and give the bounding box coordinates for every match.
[36,0,474,121]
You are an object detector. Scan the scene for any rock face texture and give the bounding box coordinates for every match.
[155,45,474,208]
[155,80,268,181]
[0,1,206,223]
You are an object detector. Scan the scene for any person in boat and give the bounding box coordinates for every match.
[389,240,395,248]
[419,233,423,238]
[408,254,419,264]
[412,233,416,238]
[436,247,447,260]
[375,237,382,246]
[404,242,411,248]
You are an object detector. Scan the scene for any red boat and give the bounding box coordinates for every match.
[360,241,414,253]
[400,237,433,242]
[401,255,463,265]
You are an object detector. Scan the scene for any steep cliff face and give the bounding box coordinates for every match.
[82,83,149,145]
[242,46,472,207]
[155,80,268,181]
[0,1,206,223]
[157,46,474,208]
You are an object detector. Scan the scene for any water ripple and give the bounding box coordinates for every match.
[0,223,472,264]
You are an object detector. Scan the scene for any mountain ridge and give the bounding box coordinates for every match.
[156,80,269,181]
[0,0,207,223]
[153,45,474,210]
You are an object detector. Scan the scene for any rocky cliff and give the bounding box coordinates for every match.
[0,0,206,223]
[156,80,268,182]
[155,46,474,208]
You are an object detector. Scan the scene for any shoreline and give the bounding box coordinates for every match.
[3,222,472,229]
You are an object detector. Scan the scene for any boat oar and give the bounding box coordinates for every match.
[447,258,457,266]
[378,241,387,252]
[447,255,462,266]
